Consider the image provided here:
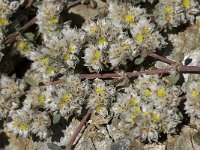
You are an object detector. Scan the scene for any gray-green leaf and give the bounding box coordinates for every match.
[24,32,35,41]
[168,74,180,85]
[47,143,62,150]
[134,57,145,65]
[53,113,61,124]
[24,77,36,86]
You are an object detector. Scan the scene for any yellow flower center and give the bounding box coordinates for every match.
[97,37,106,45]
[192,89,198,97]
[17,41,29,52]
[48,16,58,23]
[124,14,133,23]
[46,67,53,74]
[68,44,74,52]
[136,33,143,42]
[0,17,7,26]
[63,53,70,60]
[62,93,69,101]
[144,89,150,96]
[20,124,28,130]
[42,57,49,63]
[95,87,105,94]
[143,111,150,115]
[91,50,101,64]
[38,95,44,103]
[134,107,141,114]
[156,89,165,97]
[129,114,135,122]
[129,97,137,105]
[149,78,154,82]
[151,113,159,121]
[182,0,190,8]
[95,105,103,111]
[164,5,172,14]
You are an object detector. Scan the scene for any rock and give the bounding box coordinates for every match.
[68,1,107,21]
[110,138,131,150]
[192,131,200,150]
[68,4,98,21]
[173,134,192,150]
[144,143,166,150]
[166,135,177,150]
[92,127,113,150]
[93,138,113,150]
[107,124,126,141]
[172,126,200,150]
[4,131,49,150]
[74,138,95,150]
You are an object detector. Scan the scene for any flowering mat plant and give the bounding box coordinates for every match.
[0,0,200,150]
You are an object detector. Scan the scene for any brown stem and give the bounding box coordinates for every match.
[79,65,200,85]
[79,73,121,79]
[147,52,177,65]
[5,16,37,45]
[20,16,37,33]
[109,77,125,85]
[178,65,200,72]
[25,0,35,8]
[65,110,92,150]
[25,66,199,88]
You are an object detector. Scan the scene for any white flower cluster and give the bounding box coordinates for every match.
[7,109,50,139]
[160,16,200,129]
[154,0,199,29]
[82,18,134,71]
[16,1,85,84]
[23,75,89,117]
[181,47,200,121]
[0,75,25,119]
[36,0,64,41]
[0,0,24,61]
[83,2,166,72]
[20,1,166,82]
[182,78,200,119]
[3,75,88,139]
[15,24,85,84]
[87,78,116,117]
[112,75,182,142]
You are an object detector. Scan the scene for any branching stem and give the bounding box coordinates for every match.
[147,52,177,65]
[79,65,200,80]
[65,110,92,150]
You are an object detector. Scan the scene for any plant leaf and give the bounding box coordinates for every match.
[134,57,145,65]
[53,113,61,124]
[24,32,35,41]
[168,74,180,85]
[24,77,36,86]
[47,143,62,150]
